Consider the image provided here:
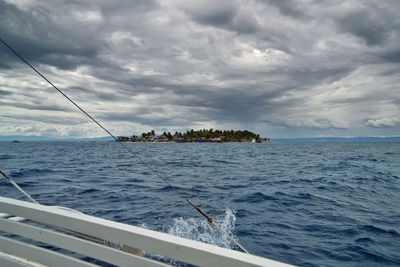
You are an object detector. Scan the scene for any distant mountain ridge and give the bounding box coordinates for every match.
[272,137,400,142]
[0,135,114,141]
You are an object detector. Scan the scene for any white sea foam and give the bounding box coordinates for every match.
[167,208,237,249]
[139,209,238,265]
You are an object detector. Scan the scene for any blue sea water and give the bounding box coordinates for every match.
[1,141,399,266]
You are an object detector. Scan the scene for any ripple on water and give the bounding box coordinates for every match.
[1,142,399,267]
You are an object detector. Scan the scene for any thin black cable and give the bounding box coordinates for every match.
[0,37,249,253]
[0,170,39,204]
[0,37,181,197]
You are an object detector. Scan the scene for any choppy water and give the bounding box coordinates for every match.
[1,141,400,266]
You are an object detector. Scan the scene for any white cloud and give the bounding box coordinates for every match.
[366,118,400,128]
[70,10,102,23]
[230,45,291,69]
[1,0,400,138]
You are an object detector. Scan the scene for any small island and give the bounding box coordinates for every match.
[117,129,271,143]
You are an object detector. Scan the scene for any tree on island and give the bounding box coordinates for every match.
[133,129,267,142]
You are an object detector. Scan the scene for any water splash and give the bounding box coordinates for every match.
[139,209,239,266]
[167,208,238,249]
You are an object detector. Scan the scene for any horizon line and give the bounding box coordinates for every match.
[1,135,400,142]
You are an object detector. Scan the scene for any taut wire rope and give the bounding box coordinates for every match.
[0,170,39,204]
[0,37,249,254]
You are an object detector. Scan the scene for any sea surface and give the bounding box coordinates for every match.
[1,141,399,266]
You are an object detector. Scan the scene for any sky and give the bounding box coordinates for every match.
[0,0,399,138]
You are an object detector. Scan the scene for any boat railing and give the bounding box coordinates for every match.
[0,196,293,267]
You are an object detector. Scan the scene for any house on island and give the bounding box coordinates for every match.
[153,135,169,142]
[211,137,223,142]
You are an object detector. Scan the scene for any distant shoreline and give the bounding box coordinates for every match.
[272,137,400,142]
[117,129,271,143]
[1,136,399,142]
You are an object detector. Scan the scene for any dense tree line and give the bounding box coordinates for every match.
[141,129,261,141]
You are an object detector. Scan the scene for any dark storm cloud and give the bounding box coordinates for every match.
[99,112,193,127]
[65,86,128,102]
[138,81,299,125]
[2,113,84,125]
[180,1,259,34]
[337,10,390,46]
[0,89,13,96]
[181,1,238,26]
[0,100,71,112]
[265,0,309,20]
[0,0,103,70]
[1,0,399,138]
[380,49,400,63]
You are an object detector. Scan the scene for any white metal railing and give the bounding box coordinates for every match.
[0,196,294,267]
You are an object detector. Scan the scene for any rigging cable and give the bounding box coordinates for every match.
[0,170,39,204]
[0,169,139,251]
[0,37,249,254]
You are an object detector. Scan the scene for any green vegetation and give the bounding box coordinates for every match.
[118,129,270,143]
[171,129,260,141]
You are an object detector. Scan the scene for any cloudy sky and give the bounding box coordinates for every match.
[1,0,399,138]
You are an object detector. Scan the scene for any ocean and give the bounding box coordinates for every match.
[1,141,399,266]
